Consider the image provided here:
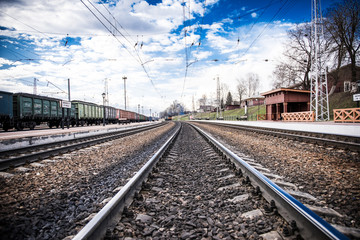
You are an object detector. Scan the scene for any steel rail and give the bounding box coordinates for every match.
[0,122,167,171]
[0,122,166,156]
[72,123,181,240]
[191,123,348,240]
[196,121,360,151]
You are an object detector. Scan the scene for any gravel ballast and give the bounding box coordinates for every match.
[0,122,176,240]
[107,123,289,240]
[193,122,360,232]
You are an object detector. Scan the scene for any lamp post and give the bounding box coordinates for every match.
[102,93,106,126]
[256,98,259,121]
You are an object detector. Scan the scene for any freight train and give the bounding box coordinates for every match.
[0,91,150,131]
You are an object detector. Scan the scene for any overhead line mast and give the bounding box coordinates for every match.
[310,0,329,121]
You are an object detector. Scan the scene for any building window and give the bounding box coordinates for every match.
[344,81,351,92]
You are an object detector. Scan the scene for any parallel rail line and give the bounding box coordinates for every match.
[73,122,347,240]
[0,122,167,171]
[73,123,181,240]
[195,121,360,151]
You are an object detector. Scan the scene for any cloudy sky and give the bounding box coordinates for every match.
[0,0,338,115]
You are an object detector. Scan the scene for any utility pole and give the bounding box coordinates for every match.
[33,78,38,95]
[104,78,109,106]
[192,95,195,113]
[123,76,127,110]
[310,0,329,121]
[138,104,140,122]
[216,76,222,119]
[67,78,70,129]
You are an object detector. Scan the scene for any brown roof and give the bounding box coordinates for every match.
[261,88,310,96]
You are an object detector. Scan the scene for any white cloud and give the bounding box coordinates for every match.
[0,0,296,114]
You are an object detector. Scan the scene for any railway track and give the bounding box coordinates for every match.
[195,121,360,152]
[0,122,167,171]
[73,122,347,240]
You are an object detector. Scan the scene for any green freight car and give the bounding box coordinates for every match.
[12,93,70,130]
[0,91,14,131]
[72,100,103,126]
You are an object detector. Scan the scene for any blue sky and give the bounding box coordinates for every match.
[0,0,339,114]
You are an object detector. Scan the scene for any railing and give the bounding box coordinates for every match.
[333,108,360,123]
[281,111,315,122]
[257,114,266,120]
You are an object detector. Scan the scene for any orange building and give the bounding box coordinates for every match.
[261,88,311,120]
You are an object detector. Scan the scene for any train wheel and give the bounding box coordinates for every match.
[16,122,24,131]
[29,122,36,130]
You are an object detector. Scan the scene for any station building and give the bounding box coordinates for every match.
[261,88,311,121]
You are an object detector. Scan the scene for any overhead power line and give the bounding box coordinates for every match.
[80,0,163,98]
[0,10,50,38]
[237,0,296,60]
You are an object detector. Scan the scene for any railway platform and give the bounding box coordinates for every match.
[0,121,160,151]
[195,120,360,138]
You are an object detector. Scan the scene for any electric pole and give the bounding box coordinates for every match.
[104,78,109,106]
[123,76,127,110]
[192,95,195,113]
[33,78,38,95]
[216,76,222,119]
[138,104,140,122]
[310,0,329,121]
[67,78,70,129]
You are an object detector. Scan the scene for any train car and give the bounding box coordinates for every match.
[128,111,136,122]
[1,90,151,131]
[105,106,117,124]
[12,93,66,130]
[120,109,136,123]
[72,101,86,126]
[0,91,78,131]
[72,100,103,126]
[0,91,14,131]
[116,109,130,124]
[138,114,147,122]
[62,102,76,127]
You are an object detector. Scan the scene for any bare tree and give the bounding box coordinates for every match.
[220,83,229,109]
[324,16,348,94]
[198,94,207,110]
[276,23,313,90]
[325,0,360,83]
[236,78,247,105]
[160,100,186,117]
[272,63,300,89]
[246,73,259,97]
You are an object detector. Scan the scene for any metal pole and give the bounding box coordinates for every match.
[102,93,106,126]
[138,104,140,122]
[123,76,127,110]
[33,78,37,95]
[67,78,70,129]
